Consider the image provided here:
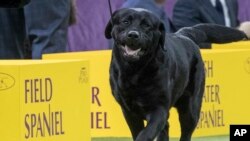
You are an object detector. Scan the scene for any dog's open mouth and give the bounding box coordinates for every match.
[121,45,143,59]
[124,45,141,56]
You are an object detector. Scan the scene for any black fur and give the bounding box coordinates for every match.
[105,8,247,141]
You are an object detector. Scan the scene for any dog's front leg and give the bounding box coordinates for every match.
[122,108,144,140]
[135,106,168,141]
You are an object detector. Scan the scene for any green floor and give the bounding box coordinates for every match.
[92,136,229,141]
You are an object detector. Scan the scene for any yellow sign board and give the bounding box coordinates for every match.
[212,41,250,49]
[44,51,125,137]
[44,46,250,137]
[195,49,250,136]
[0,60,90,141]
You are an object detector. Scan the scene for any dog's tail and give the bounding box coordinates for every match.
[176,24,248,45]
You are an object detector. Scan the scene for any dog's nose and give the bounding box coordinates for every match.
[127,31,140,39]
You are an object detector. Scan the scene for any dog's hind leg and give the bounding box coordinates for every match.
[176,61,205,141]
[176,94,201,141]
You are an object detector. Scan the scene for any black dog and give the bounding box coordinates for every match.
[105,8,247,141]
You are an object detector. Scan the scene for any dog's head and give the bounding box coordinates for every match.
[105,8,165,61]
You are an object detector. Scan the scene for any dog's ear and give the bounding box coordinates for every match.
[105,19,113,39]
[159,22,166,47]
[105,10,121,39]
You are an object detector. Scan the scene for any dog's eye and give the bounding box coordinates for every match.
[141,23,151,28]
[122,20,130,25]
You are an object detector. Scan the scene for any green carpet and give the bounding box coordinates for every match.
[92,136,229,141]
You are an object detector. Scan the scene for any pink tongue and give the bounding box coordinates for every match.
[125,46,133,52]
[125,45,140,55]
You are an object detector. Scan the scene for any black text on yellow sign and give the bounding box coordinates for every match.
[91,86,111,129]
[197,60,225,129]
[24,77,65,139]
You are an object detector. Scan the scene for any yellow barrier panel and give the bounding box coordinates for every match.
[44,48,250,138]
[0,60,90,141]
[44,51,129,137]
[196,49,250,136]
[212,41,250,49]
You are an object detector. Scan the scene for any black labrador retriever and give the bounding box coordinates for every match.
[105,8,247,141]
